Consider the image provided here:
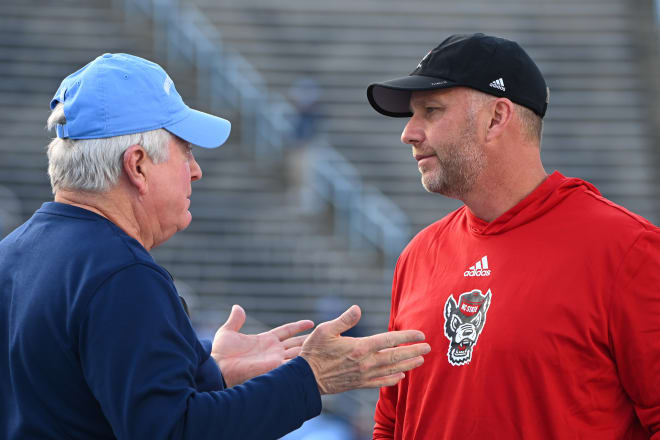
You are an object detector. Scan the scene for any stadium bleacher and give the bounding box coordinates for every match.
[0,0,393,340]
[2,0,659,434]
[186,0,660,232]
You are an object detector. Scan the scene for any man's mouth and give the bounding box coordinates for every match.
[413,153,434,161]
[415,154,436,169]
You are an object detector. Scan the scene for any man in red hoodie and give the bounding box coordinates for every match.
[366,33,660,439]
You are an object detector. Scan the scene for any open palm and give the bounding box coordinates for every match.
[211,305,314,387]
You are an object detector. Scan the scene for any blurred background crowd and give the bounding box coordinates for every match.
[1,0,659,437]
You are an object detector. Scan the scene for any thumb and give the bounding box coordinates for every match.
[323,305,361,336]
[220,305,246,332]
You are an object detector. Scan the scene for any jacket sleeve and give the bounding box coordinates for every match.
[609,229,660,438]
[196,338,226,392]
[79,264,321,440]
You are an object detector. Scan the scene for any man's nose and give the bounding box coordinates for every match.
[190,155,202,181]
[401,116,424,146]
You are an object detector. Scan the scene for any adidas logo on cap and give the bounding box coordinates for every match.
[464,256,491,277]
[489,78,505,92]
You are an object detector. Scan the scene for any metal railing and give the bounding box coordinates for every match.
[309,139,410,261]
[114,0,411,263]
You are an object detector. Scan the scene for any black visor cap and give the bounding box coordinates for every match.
[367,75,458,117]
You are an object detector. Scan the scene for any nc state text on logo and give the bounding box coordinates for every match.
[443,289,492,366]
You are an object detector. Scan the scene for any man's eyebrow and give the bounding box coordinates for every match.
[410,97,446,109]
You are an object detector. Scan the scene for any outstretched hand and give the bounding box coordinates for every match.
[300,305,430,395]
[211,305,314,387]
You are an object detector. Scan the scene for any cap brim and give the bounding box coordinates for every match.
[367,75,457,117]
[165,108,231,149]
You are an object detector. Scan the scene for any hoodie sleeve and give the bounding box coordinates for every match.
[373,383,398,439]
[609,229,660,438]
[373,262,402,439]
[79,263,321,440]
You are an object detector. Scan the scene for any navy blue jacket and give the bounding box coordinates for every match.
[0,202,321,439]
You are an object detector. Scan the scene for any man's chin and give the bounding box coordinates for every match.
[421,174,445,194]
[173,213,193,235]
[181,212,193,230]
[421,176,463,199]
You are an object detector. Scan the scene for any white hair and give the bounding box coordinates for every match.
[46,103,171,194]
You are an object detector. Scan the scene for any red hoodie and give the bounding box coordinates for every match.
[374,171,660,439]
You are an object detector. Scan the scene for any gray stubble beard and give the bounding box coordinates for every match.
[421,114,486,199]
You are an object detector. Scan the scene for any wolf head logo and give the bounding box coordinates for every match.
[443,289,491,366]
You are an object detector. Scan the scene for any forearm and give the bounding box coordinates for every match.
[83,268,321,439]
[181,357,321,439]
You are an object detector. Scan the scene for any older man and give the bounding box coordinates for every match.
[366,33,660,439]
[0,53,430,440]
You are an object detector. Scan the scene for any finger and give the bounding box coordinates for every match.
[362,372,406,389]
[282,335,308,350]
[371,344,431,368]
[317,305,361,336]
[269,320,314,341]
[366,355,425,381]
[362,329,426,352]
[283,346,302,360]
[219,305,246,332]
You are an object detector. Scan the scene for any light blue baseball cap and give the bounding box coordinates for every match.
[50,53,231,148]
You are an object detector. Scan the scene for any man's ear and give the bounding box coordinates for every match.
[485,98,514,143]
[122,145,149,195]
